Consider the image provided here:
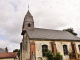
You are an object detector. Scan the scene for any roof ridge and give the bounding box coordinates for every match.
[34,28,63,32]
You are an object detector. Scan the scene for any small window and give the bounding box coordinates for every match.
[78,45,80,52]
[63,45,68,55]
[28,23,31,27]
[42,45,48,56]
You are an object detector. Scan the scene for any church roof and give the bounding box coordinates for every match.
[26,28,80,41]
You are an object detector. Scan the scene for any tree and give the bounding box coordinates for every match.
[13,49,20,57]
[63,28,77,36]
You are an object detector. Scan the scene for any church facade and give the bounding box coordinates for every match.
[20,10,80,60]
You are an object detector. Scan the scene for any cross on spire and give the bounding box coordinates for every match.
[28,4,29,10]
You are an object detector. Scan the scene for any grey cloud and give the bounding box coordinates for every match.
[0,0,80,52]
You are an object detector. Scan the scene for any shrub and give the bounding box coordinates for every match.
[38,57,43,60]
[78,53,80,58]
[54,52,63,60]
[45,50,54,60]
[69,52,76,58]
[45,50,63,60]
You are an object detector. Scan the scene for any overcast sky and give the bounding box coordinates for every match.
[0,0,80,52]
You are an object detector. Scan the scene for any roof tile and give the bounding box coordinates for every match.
[0,52,18,58]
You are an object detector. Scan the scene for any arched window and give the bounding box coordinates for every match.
[63,45,68,55]
[42,45,48,56]
[78,45,80,52]
[28,23,31,27]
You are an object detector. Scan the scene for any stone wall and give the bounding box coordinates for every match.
[30,40,80,60]
[21,33,30,60]
[75,42,80,54]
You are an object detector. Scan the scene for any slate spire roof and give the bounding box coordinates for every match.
[24,10,34,22]
[22,10,34,30]
[26,10,32,16]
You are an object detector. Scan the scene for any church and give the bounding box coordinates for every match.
[20,10,80,60]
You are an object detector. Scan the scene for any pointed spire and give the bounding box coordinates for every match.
[26,10,32,16]
[24,7,33,22]
[25,4,32,16]
[22,6,34,32]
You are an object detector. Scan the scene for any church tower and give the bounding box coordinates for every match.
[22,10,34,30]
[20,9,35,60]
